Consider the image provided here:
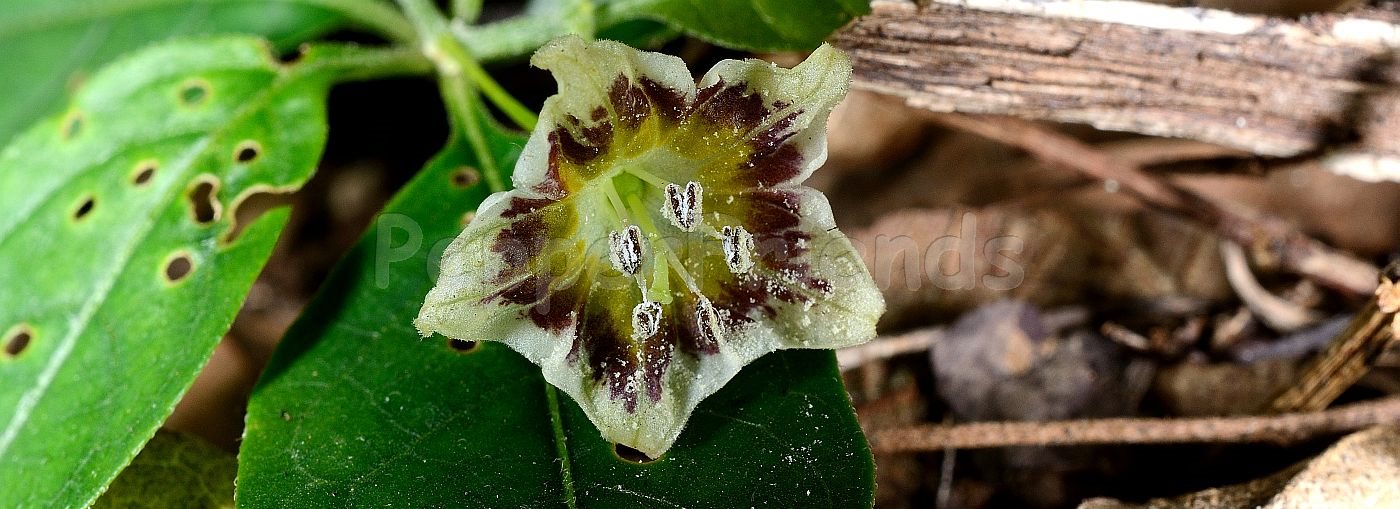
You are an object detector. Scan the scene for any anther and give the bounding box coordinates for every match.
[609,225,644,275]
[632,301,663,340]
[695,297,723,344]
[721,225,754,274]
[663,181,703,232]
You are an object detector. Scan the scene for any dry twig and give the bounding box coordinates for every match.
[870,394,1400,452]
[1272,263,1400,412]
[924,113,1379,296]
[1220,240,1323,332]
[837,327,942,371]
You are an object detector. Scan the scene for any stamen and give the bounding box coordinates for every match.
[695,297,723,344]
[622,193,701,293]
[721,225,754,274]
[632,301,663,340]
[662,181,703,232]
[609,225,645,275]
[624,166,669,189]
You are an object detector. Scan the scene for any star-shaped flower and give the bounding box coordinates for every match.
[415,36,884,456]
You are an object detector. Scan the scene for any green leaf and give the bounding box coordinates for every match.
[599,0,869,52]
[0,36,425,508]
[93,430,237,509]
[0,0,355,147]
[237,104,874,508]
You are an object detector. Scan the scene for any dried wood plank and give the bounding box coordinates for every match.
[832,0,1400,182]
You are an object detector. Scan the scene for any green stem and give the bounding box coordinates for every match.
[444,79,509,193]
[457,50,538,132]
[394,0,449,41]
[450,0,483,23]
[297,0,417,44]
[315,46,433,83]
[544,385,579,509]
[452,15,562,62]
[398,0,539,132]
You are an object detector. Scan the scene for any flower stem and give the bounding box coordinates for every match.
[445,80,509,194]
[457,47,539,132]
[316,46,433,83]
[295,0,417,44]
[451,15,563,62]
[450,0,483,23]
[396,0,538,133]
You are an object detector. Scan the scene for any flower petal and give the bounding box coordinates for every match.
[515,36,698,199]
[684,44,851,190]
[414,192,584,354]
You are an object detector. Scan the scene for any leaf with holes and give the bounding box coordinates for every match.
[237,97,875,508]
[598,0,870,52]
[0,0,364,147]
[0,36,425,508]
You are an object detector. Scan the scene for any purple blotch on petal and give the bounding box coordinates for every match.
[641,331,673,403]
[743,190,802,235]
[748,110,800,163]
[608,75,650,128]
[527,281,583,332]
[501,197,555,218]
[576,304,641,412]
[745,144,804,188]
[695,80,768,132]
[492,214,547,278]
[640,77,689,124]
[484,273,550,306]
[537,134,569,199]
[551,124,606,164]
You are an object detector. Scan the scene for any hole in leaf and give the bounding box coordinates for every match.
[178,79,209,107]
[131,161,158,186]
[163,253,193,283]
[224,187,294,245]
[276,45,307,65]
[448,339,478,353]
[61,112,83,140]
[234,141,261,164]
[450,166,480,188]
[72,195,95,221]
[614,443,659,464]
[4,325,33,358]
[187,178,219,225]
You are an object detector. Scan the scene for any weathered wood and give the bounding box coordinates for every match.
[832,0,1400,182]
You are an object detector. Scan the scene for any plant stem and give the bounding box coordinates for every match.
[297,0,417,44]
[452,15,563,62]
[397,0,538,132]
[315,46,434,82]
[443,79,509,193]
[450,0,483,23]
[455,48,539,132]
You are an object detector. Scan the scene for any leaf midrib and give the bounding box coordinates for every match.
[545,384,579,509]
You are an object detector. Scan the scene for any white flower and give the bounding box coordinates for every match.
[415,36,883,456]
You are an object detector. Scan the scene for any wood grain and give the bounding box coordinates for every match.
[832,0,1400,181]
